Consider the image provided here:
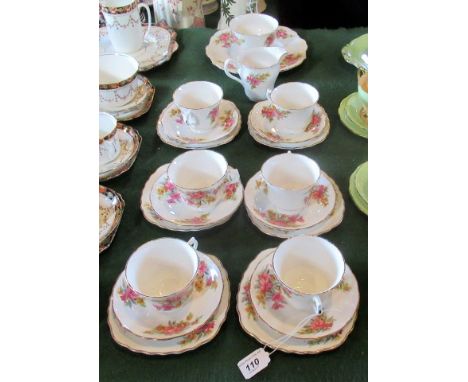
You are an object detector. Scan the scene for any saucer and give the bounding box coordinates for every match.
[108,254,230,355]
[245,171,336,230]
[245,175,345,238]
[100,75,155,121]
[206,26,308,73]
[250,250,359,340]
[339,93,368,139]
[141,164,243,231]
[157,100,242,149]
[248,101,330,149]
[99,185,125,253]
[350,163,368,215]
[99,25,179,72]
[237,248,357,354]
[341,33,368,69]
[112,252,223,340]
[99,124,142,182]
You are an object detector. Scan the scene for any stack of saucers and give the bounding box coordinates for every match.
[141,150,243,231]
[157,81,241,149]
[99,53,155,122]
[108,238,230,355]
[99,185,125,253]
[237,236,359,354]
[248,82,330,149]
[349,161,368,215]
[244,152,344,238]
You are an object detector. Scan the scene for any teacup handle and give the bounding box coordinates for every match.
[266,88,274,103]
[138,3,152,39]
[224,59,243,86]
[187,237,198,250]
[312,296,323,315]
[181,110,198,127]
[226,168,240,184]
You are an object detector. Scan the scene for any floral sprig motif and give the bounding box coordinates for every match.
[208,106,219,124]
[194,260,218,292]
[246,73,271,89]
[308,330,341,346]
[242,282,257,320]
[174,214,210,225]
[144,313,201,336]
[265,27,294,46]
[335,280,351,292]
[153,291,190,311]
[298,314,335,334]
[214,31,243,48]
[280,53,302,69]
[118,284,146,308]
[179,318,216,345]
[254,266,291,310]
[218,109,236,130]
[223,182,238,200]
[304,113,322,133]
[305,185,329,207]
[169,108,184,125]
[255,208,305,228]
[255,179,268,194]
[185,190,217,208]
[156,178,182,204]
[261,105,290,122]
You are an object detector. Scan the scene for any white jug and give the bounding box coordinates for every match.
[153,0,205,29]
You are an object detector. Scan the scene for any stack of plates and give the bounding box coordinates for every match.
[99,185,125,253]
[349,162,368,215]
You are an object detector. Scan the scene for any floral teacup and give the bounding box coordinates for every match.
[272,236,345,314]
[100,0,152,53]
[99,53,139,108]
[265,82,319,134]
[228,13,279,57]
[99,112,120,165]
[224,47,287,101]
[166,150,240,213]
[123,237,199,311]
[260,152,321,214]
[173,81,223,134]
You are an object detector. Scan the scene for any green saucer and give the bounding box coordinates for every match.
[339,93,368,139]
[349,165,368,215]
[342,33,368,69]
[355,162,368,203]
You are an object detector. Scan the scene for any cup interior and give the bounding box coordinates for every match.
[230,13,278,36]
[262,153,320,190]
[99,112,117,140]
[125,238,198,297]
[99,54,138,85]
[168,150,227,189]
[273,236,345,295]
[239,48,280,69]
[271,82,319,110]
[173,81,223,109]
[100,0,133,8]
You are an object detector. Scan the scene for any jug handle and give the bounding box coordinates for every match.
[224,59,243,86]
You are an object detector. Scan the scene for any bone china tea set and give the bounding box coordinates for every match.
[98,5,367,359]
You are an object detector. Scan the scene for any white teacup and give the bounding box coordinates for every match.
[124,237,199,310]
[229,13,278,57]
[99,53,139,108]
[265,82,319,133]
[272,236,345,314]
[224,47,287,101]
[100,0,152,53]
[173,81,223,134]
[167,150,239,213]
[99,112,120,164]
[261,152,321,214]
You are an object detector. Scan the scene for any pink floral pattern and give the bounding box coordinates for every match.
[144,313,201,335]
[156,178,182,204]
[242,282,256,319]
[223,182,238,200]
[169,108,184,125]
[298,314,335,334]
[304,113,322,133]
[175,214,210,225]
[214,32,243,48]
[118,284,146,308]
[194,260,218,292]
[308,330,341,345]
[261,105,290,122]
[153,290,191,311]
[179,318,216,345]
[208,106,219,124]
[253,266,291,310]
[265,28,293,46]
[218,109,236,130]
[305,185,329,207]
[280,53,302,69]
[246,73,271,89]
[255,208,305,227]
